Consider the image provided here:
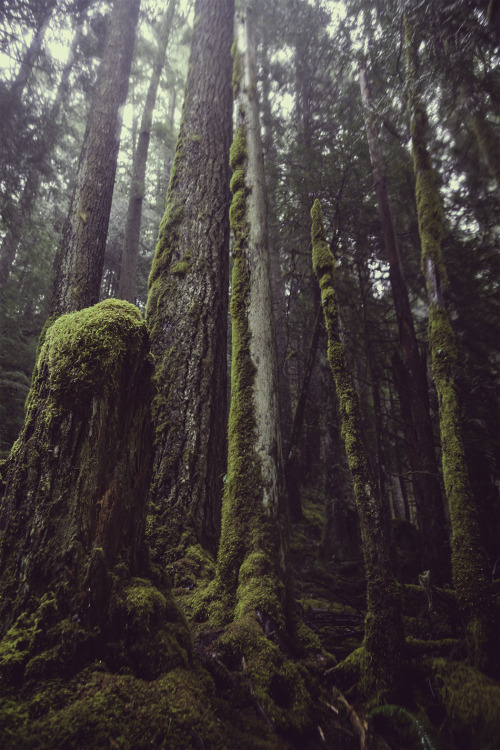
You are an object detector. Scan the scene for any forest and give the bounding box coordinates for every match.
[0,0,499,747]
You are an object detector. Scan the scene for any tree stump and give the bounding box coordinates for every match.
[0,299,190,685]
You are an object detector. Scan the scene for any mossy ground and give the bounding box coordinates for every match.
[1,461,498,747]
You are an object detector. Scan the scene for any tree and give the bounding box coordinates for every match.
[405,17,499,675]
[359,64,449,579]
[146,0,234,559]
[0,17,86,296]
[50,0,141,317]
[311,199,403,701]
[214,7,287,625]
[118,0,178,303]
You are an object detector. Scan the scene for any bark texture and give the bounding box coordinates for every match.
[118,0,177,302]
[215,9,287,617]
[359,66,449,580]
[0,299,190,685]
[51,0,141,317]
[406,20,499,675]
[311,199,403,701]
[200,15,312,732]
[146,0,234,558]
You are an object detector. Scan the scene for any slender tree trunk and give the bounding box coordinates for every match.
[260,43,294,457]
[406,19,499,675]
[118,0,177,302]
[146,0,234,558]
[50,0,141,317]
[318,346,360,563]
[284,302,322,521]
[359,65,449,580]
[0,300,190,685]
[6,0,56,102]
[0,20,85,296]
[312,199,403,701]
[215,9,287,611]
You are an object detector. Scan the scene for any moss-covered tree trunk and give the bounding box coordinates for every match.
[215,7,287,622]
[146,0,234,559]
[0,299,190,685]
[50,0,141,317]
[118,0,177,303]
[311,200,403,701]
[205,13,316,730]
[406,20,499,675]
[359,65,449,580]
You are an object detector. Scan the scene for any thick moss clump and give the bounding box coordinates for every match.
[217,616,313,734]
[0,662,285,749]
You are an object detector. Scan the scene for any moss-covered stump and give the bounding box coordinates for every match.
[0,299,190,685]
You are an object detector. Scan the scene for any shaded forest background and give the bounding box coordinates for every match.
[0,0,499,748]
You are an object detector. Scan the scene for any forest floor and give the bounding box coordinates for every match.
[1,490,500,749]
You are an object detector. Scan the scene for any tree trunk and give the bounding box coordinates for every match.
[284,302,322,521]
[0,19,85,296]
[50,0,141,317]
[215,8,287,614]
[312,199,403,701]
[359,65,449,580]
[0,299,190,685]
[205,14,314,731]
[2,0,56,110]
[406,18,499,675]
[318,347,361,564]
[118,0,177,303]
[146,0,234,558]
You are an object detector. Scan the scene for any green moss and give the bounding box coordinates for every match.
[234,552,286,629]
[311,199,403,701]
[170,260,190,276]
[147,200,184,289]
[35,299,145,407]
[425,659,500,747]
[217,616,312,732]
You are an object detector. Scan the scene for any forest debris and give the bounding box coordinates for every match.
[331,687,369,749]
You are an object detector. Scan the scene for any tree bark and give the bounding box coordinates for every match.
[359,65,449,580]
[406,18,499,675]
[215,8,287,614]
[0,299,190,684]
[50,0,141,317]
[284,302,322,521]
[312,199,403,701]
[118,0,177,303]
[146,0,234,558]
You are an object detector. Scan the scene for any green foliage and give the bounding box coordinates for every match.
[368,704,439,750]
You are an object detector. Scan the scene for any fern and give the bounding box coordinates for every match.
[368,704,439,750]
